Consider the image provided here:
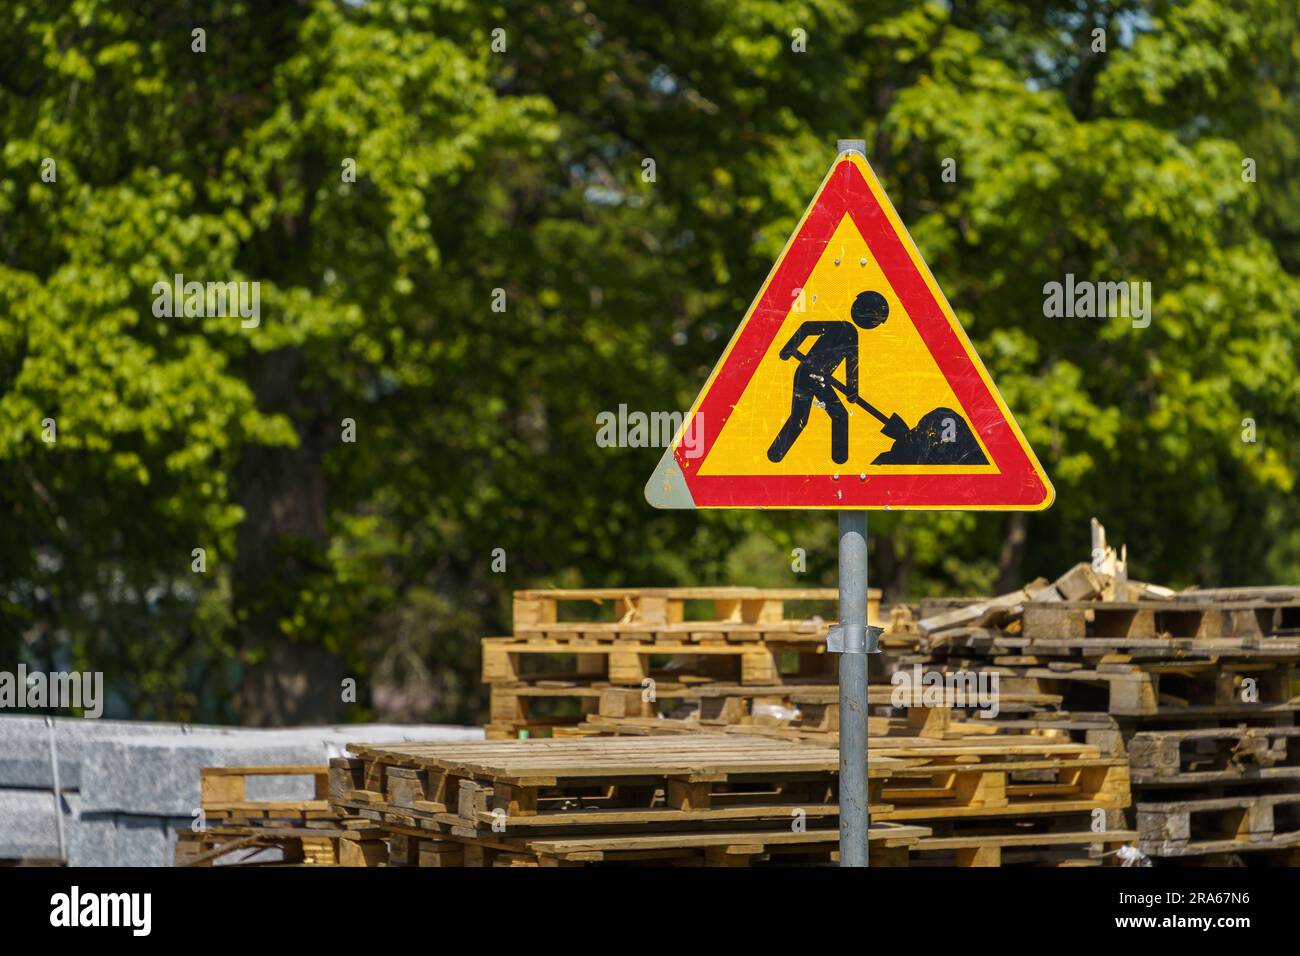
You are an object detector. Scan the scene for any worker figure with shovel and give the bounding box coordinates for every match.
[768,291,890,465]
[767,289,988,467]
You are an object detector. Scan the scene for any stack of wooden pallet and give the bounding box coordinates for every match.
[468,583,1139,867]
[871,733,1133,866]
[328,735,927,866]
[484,587,881,739]
[562,684,1047,742]
[562,709,1136,866]
[174,766,389,867]
[909,560,1300,865]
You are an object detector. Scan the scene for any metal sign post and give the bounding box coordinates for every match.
[831,139,875,868]
[836,511,872,866]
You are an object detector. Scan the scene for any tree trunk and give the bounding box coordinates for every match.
[231,348,344,726]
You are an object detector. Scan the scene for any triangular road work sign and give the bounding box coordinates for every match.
[646,148,1053,510]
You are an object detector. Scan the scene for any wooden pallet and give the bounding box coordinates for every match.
[384,821,925,867]
[1020,599,1300,642]
[926,628,1300,660]
[1138,791,1300,857]
[485,681,681,738]
[513,587,880,634]
[482,636,834,686]
[871,742,1130,822]
[670,683,1049,739]
[332,737,904,835]
[957,712,1125,755]
[332,793,879,838]
[557,715,859,743]
[489,677,1065,742]
[174,823,388,867]
[510,621,838,645]
[198,765,333,824]
[567,709,1068,747]
[920,659,1300,717]
[919,590,1300,659]
[915,822,1138,868]
[180,764,386,866]
[1129,726,1300,786]
[545,721,1131,823]
[562,682,1083,740]
[485,681,955,740]
[922,586,1300,633]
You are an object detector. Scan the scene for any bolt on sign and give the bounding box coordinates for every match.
[646,149,1053,510]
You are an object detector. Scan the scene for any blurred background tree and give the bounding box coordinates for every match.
[1,0,1297,724]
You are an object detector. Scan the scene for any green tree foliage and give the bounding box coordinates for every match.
[2,1,1297,723]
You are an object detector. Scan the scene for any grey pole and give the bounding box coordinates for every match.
[837,511,870,866]
[832,137,873,868]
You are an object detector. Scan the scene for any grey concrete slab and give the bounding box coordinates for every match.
[0,789,62,861]
[0,716,483,865]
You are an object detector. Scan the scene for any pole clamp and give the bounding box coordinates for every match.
[827,623,883,654]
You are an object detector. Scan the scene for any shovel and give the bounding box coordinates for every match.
[786,349,910,442]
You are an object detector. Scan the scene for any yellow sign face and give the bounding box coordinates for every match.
[646,150,1053,510]
[698,213,995,479]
